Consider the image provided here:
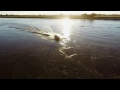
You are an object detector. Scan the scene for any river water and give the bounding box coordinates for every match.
[0,18,120,79]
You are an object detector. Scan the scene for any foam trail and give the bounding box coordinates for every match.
[0,23,65,41]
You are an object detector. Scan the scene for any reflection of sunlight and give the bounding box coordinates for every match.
[61,18,71,39]
[59,18,77,59]
[59,39,77,59]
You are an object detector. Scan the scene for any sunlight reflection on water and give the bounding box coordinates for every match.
[59,18,77,59]
[61,18,71,39]
[59,39,77,59]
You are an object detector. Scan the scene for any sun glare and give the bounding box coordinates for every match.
[61,18,72,39]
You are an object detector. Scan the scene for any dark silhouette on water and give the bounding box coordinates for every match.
[54,35,60,41]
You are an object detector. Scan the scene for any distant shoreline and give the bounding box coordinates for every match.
[1,15,120,20]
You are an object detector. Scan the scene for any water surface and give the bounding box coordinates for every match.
[0,18,120,79]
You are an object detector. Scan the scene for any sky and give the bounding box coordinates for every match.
[0,11,120,15]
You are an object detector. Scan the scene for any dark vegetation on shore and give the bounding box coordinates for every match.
[1,13,120,20]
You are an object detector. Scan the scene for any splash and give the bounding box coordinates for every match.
[0,22,77,59]
[0,23,66,41]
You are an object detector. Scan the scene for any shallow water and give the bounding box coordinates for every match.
[0,18,120,79]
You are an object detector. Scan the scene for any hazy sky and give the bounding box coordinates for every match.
[0,11,120,15]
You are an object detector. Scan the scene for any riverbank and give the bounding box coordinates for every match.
[1,15,120,20]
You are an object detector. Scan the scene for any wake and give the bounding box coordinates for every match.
[0,23,65,41]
